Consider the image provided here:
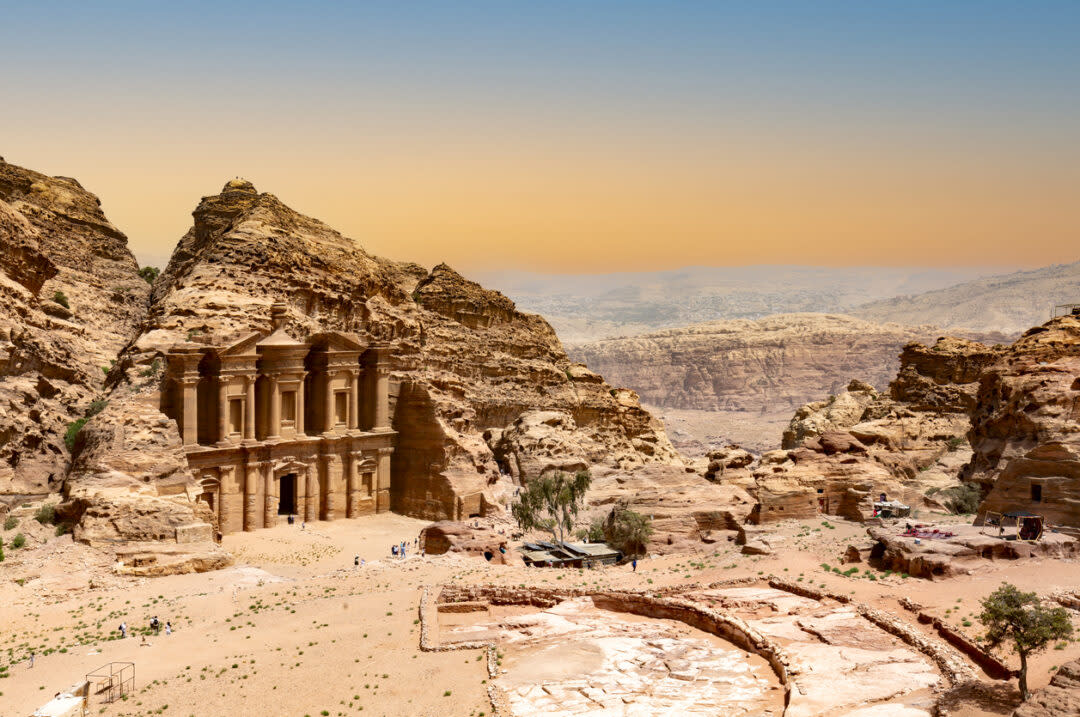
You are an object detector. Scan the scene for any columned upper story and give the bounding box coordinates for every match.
[160,303,395,534]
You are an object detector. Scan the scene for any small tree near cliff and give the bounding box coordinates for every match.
[512,471,591,544]
[979,582,1073,700]
[604,506,653,558]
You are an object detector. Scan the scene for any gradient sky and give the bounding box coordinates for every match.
[2,1,1078,272]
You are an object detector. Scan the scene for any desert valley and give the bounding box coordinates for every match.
[2,153,1080,717]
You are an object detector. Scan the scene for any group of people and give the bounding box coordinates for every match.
[390,538,414,558]
[116,616,172,642]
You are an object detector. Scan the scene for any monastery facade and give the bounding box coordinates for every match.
[161,304,395,535]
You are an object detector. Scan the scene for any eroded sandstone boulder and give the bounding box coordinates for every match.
[1014,659,1080,717]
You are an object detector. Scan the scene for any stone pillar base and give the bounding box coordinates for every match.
[243,495,258,532]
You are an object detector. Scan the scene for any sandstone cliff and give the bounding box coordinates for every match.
[569,313,1007,415]
[963,314,1080,531]
[743,336,1005,523]
[0,158,148,499]
[79,178,679,537]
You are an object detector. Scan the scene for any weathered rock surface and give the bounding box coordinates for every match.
[569,313,1005,414]
[753,337,1006,523]
[586,465,755,553]
[0,158,148,498]
[419,521,516,564]
[1014,659,1080,717]
[88,178,679,534]
[964,315,1080,531]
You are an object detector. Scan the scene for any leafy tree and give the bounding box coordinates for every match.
[604,506,653,558]
[574,517,605,543]
[979,583,1074,699]
[511,471,591,544]
[138,266,160,284]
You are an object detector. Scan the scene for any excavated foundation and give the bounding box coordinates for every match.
[421,578,977,717]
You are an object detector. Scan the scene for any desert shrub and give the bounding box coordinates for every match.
[52,290,70,309]
[574,517,605,543]
[605,507,653,558]
[3,515,16,531]
[11,533,25,549]
[55,523,70,537]
[34,504,56,525]
[140,358,161,378]
[138,266,160,284]
[946,436,967,451]
[0,536,4,561]
[86,399,108,417]
[941,483,982,514]
[64,418,88,452]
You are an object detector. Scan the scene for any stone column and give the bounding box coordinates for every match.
[345,453,357,518]
[243,463,258,532]
[296,375,306,435]
[269,376,281,439]
[262,463,275,527]
[304,466,318,522]
[323,372,336,435]
[216,377,229,446]
[349,371,359,431]
[322,455,336,522]
[374,364,390,431]
[243,376,255,442]
[181,378,198,445]
[216,469,229,534]
[376,447,392,513]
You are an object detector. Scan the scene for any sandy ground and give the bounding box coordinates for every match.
[2,511,1079,716]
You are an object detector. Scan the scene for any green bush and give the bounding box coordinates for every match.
[34,504,56,525]
[11,533,25,549]
[64,418,88,452]
[138,266,160,284]
[946,436,967,452]
[3,515,16,531]
[941,483,982,514]
[55,523,70,537]
[0,536,4,562]
[52,290,70,309]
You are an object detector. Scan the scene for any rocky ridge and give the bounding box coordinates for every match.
[569,313,1008,415]
[67,177,679,547]
[0,158,149,499]
[962,313,1080,531]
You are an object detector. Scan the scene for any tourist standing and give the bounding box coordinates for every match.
[28,651,34,668]
[354,554,360,568]
[119,622,127,639]
[632,559,637,572]
[165,621,172,635]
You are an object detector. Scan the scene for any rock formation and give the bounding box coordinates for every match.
[964,314,1080,531]
[1014,658,1080,717]
[569,313,1006,414]
[0,158,149,500]
[65,176,680,549]
[744,336,1005,524]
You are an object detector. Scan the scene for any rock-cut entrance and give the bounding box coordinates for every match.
[278,474,297,515]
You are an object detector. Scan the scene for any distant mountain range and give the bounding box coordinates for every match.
[480,262,1079,342]
[476,265,991,342]
[850,261,1080,335]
